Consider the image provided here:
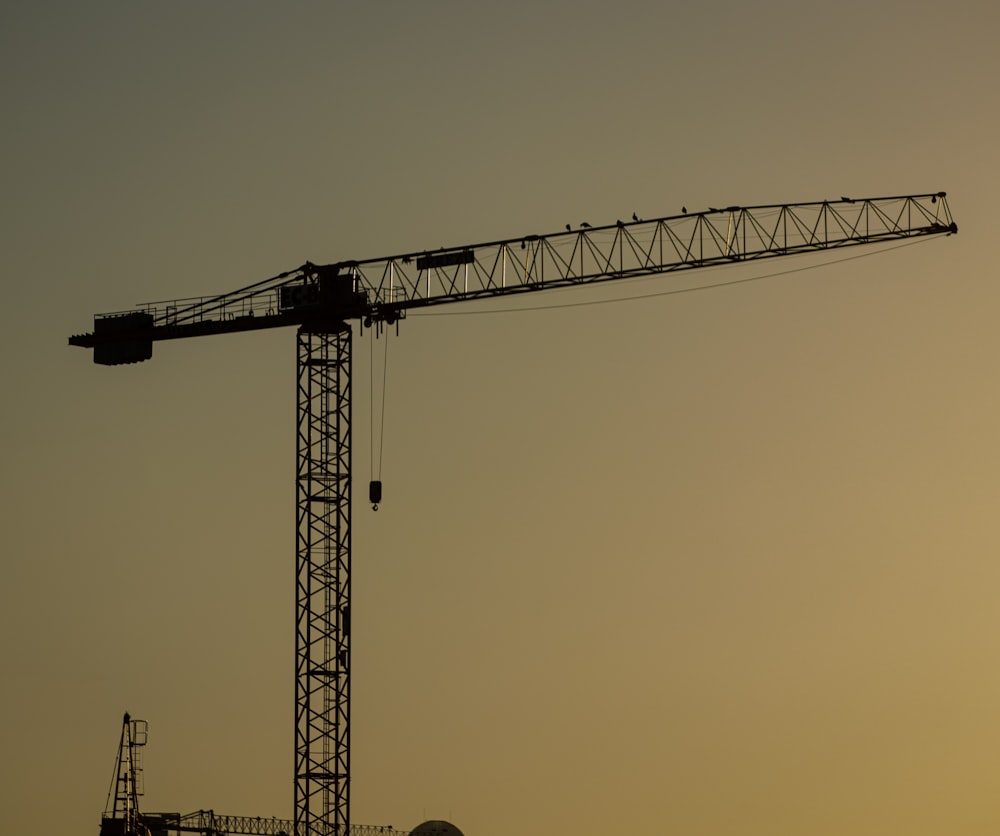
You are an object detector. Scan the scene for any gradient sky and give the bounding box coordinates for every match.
[2,2,997,835]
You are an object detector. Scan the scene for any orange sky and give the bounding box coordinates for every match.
[2,2,998,835]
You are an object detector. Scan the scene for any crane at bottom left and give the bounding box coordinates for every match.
[99,713,406,836]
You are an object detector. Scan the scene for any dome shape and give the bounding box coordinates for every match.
[409,821,464,836]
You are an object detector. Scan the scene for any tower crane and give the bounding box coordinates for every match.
[70,193,957,836]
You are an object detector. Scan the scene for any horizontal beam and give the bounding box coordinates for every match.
[68,193,956,361]
[144,810,406,836]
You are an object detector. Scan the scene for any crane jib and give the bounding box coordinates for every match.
[69,193,958,367]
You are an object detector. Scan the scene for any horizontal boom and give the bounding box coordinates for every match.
[68,193,956,365]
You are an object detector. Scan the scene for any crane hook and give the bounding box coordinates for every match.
[369,480,382,512]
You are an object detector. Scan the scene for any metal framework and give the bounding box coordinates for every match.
[68,192,958,836]
[296,324,353,835]
[143,809,403,836]
[69,194,957,351]
[101,713,149,836]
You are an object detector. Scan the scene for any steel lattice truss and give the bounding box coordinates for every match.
[296,325,352,836]
[70,194,955,343]
[336,193,956,312]
[143,809,403,836]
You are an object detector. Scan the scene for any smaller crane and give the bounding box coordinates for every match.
[98,713,409,836]
[101,713,150,836]
[142,810,407,836]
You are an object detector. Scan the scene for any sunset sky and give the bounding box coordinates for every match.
[2,2,998,835]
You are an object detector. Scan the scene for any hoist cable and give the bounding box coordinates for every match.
[369,326,375,479]
[378,333,390,479]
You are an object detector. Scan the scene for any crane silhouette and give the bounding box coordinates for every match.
[69,193,956,836]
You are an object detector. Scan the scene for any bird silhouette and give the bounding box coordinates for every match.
[632,212,639,222]
[566,224,572,231]
[681,206,687,214]
[580,221,591,228]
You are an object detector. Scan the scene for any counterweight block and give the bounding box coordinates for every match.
[93,312,154,366]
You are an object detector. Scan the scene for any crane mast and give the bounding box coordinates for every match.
[101,713,150,836]
[70,194,956,836]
